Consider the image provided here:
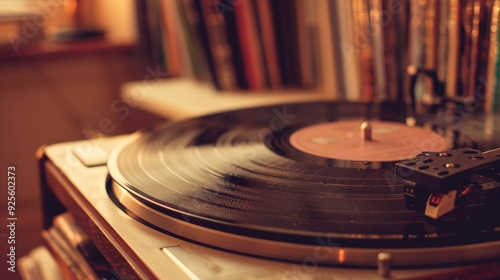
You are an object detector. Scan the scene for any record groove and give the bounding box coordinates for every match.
[107,101,500,264]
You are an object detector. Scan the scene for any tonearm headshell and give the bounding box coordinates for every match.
[397,148,500,219]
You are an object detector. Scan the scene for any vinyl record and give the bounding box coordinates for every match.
[107,101,500,266]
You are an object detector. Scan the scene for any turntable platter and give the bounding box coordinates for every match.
[107,101,500,266]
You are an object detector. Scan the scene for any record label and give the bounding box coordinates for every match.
[289,120,448,161]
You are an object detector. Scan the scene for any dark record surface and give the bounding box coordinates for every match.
[108,101,500,249]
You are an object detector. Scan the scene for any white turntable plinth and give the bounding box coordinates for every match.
[121,78,327,119]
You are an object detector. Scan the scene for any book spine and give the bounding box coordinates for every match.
[459,0,472,98]
[179,0,212,81]
[254,0,282,89]
[295,0,315,89]
[381,0,401,102]
[437,0,450,86]
[234,0,265,90]
[446,0,461,98]
[466,0,482,98]
[159,0,185,76]
[199,0,238,90]
[316,0,340,98]
[485,0,500,112]
[353,0,374,101]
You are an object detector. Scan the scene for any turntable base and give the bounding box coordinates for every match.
[41,136,500,280]
[39,138,500,279]
[38,101,500,279]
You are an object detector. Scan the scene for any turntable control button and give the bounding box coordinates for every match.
[377,252,392,278]
[73,145,109,167]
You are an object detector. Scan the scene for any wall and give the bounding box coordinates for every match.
[0,47,163,279]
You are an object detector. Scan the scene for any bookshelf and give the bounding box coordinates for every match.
[135,0,500,113]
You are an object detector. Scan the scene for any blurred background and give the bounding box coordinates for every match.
[0,1,162,279]
[1,0,500,279]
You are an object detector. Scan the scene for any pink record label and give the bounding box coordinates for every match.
[289,120,449,162]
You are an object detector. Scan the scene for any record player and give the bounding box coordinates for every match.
[39,101,500,279]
